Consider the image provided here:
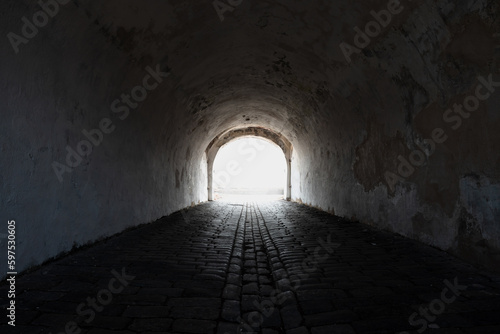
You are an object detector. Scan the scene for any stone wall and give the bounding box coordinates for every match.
[1,0,498,278]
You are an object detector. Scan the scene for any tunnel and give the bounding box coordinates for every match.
[1,0,500,332]
[207,127,292,200]
[210,135,288,199]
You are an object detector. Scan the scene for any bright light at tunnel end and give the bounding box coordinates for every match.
[213,137,287,201]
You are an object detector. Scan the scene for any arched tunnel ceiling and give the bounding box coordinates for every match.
[205,126,293,200]
[2,0,500,276]
[69,0,499,207]
[71,0,499,166]
[70,0,372,156]
[207,127,292,156]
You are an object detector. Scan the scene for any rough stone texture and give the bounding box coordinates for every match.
[1,201,500,333]
[0,0,499,277]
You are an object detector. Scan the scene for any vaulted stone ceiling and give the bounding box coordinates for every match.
[1,0,499,276]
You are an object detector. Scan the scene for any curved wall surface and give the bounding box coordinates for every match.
[1,0,499,277]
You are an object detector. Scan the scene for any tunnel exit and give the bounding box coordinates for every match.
[212,137,287,200]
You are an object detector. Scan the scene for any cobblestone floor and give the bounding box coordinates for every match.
[2,199,500,333]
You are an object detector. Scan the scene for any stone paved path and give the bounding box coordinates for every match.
[1,200,500,333]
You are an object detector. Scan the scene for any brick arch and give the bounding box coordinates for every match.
[205,127,293,201]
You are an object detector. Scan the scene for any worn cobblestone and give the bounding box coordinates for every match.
[1,200,500,333]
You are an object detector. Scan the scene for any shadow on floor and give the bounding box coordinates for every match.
[1,200,500,333]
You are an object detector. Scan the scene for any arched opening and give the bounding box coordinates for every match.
[212,137,287,200]
[205,127,293,201]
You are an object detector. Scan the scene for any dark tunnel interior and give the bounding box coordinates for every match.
[1,0,500,332]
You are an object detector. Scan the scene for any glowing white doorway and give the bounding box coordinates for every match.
[212,137,286,200]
